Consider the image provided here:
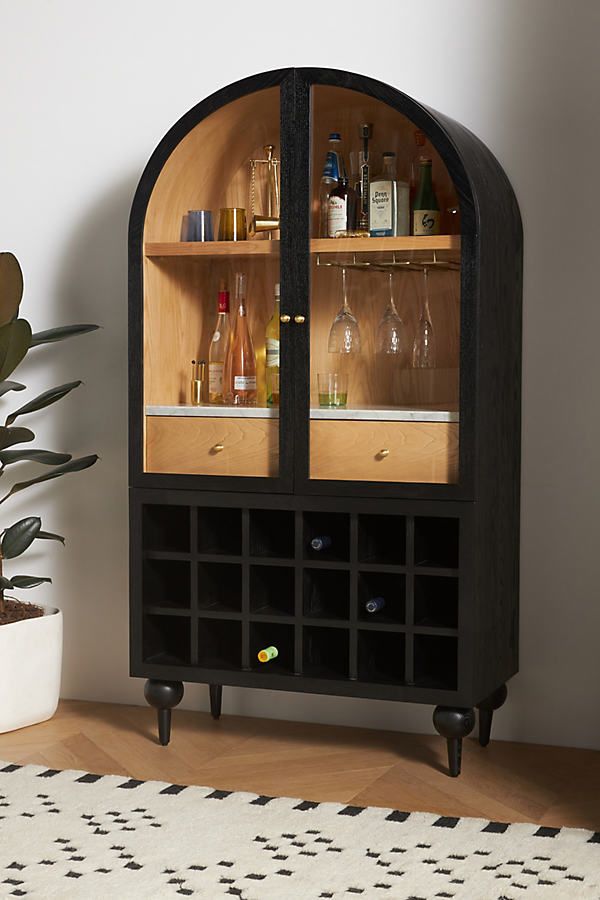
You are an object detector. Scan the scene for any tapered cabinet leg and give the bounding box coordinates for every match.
[144,679,184,746]
[209,684,222,720]
[433,706,476,777]
[476,683,508,747]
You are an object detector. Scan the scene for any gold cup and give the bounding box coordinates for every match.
[218,208,247,241]
[249,215,280,237]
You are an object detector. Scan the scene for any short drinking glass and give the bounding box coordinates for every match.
[318,373,348,408]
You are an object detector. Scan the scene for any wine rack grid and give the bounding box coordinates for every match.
[141,503,460,691]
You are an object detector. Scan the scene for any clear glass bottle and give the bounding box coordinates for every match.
[223,272,257,406]
[319,133,346,237]
[369,152,410,237]
[412,158,440,236]
[208,283,231,404]
[265,282,280,407]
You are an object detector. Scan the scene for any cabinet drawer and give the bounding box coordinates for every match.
[310,420,458,484]
[145,416,278,477]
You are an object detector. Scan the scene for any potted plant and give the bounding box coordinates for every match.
[0,252,98,733]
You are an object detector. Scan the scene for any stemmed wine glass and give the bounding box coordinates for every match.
[377,272,404,355]
[412,267,436,368]
[328,267,361,354]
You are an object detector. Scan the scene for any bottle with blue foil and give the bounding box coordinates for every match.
[365,596,386,614]
[310,535,333,552]
[319,133,346,237]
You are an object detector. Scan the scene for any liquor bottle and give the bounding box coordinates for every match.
[208,283,231,404]
[319,133,346,237]
[327,176,357,237]
[365,596,386,614]
[310,535,332,551]
[357,123,372,231]
[224,272,257,406]
[369,152,410,237]
[265,282,280,407]
[412,159,440,236]
[410,130,427,204]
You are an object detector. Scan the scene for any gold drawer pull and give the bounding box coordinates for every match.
[294,314,306,324]
[280,314,291,324]
[378,448,390,458]
[213,443,225,453]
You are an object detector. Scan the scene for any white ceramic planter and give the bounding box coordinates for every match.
[0,605,62,734]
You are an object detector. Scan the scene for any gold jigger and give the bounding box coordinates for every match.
[249,215,280,237]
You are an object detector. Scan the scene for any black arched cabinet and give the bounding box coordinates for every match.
[129,68,522,776]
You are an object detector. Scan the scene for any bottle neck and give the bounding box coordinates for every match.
[418,163,433,191]
[218,291,229,314]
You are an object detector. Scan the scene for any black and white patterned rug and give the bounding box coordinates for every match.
[0,761,598,898]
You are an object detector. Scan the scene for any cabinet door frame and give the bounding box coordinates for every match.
[293,67,477,502]
[129,69,298,494]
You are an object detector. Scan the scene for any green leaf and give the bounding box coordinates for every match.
[1,516,41,559]
[0,453,99,503]
[30,324,99,347]
[0,575,14,590]
[10,575,52,589]
[36,530,65,545]
[0,380,26,397]
[0,449,72,466]
[0,426,34,451]
[5,381,82,426]
[0,253,23,327]
[0,319,32,380]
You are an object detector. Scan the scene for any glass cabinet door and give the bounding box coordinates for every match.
[141,87,288,483]
[308,85,461,485]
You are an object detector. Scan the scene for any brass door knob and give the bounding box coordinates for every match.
[294,314,306,324]
[378,448,390,458]
[213,443,225,453]
[280,314,291,324]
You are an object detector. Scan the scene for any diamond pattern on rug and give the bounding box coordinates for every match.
[0,761,598,898]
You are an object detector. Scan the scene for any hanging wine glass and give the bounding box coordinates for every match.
[412,267,436,368]
[328,267,361,353]
[377,272,404,355]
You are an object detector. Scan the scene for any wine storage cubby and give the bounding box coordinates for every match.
[130,67,522,776]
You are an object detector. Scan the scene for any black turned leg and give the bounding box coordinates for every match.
[144,679,184,746]
[433,706,476,777]
[209,684,222,720]
[476,683,508,747]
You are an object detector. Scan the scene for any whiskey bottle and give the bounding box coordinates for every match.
[327,176,357,237]
[412,159,440,236]
[265,282,280,407]
[208,283,231,404]
[369,152,410,237]
[224,272,257,406]
[319,133,346,237]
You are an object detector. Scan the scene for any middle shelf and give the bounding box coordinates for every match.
[145,404,459,423]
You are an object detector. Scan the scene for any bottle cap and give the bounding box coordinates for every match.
[415,130,426,146]
[383,151,396,157]
[329,132,341,142]
[218,289,229,313]
[419,157,433,165]
[274,283,280,298]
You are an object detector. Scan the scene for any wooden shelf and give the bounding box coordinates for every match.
[144,235,460,259]
[145,404,459,423]
[144,241,280,258]
[311,236,460,254]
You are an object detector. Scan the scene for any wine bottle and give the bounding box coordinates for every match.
[319,133,346,237]
[369,152,410,237]
[265,283,280,407]
[208,283,231,404]
[410,130,427,205]
[365,597,386,614]
[327,176,357,238]
[310,535,332,551]
[224,272,257,406]
[412,158,440,236]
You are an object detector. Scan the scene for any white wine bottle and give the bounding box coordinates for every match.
[224,272,257,406]
[265,283,280,407]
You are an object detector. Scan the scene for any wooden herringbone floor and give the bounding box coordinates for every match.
[0,701,598,831]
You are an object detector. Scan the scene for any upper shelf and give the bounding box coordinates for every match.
[144,236,460,259]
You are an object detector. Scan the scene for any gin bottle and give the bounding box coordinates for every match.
[369,152,410,237]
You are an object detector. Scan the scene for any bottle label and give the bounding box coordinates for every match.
[209,362,223,393]
[266,337,280,368]
[212,330,221,342]
[327,195,347,237]
[234,375,257,390]
[369,181,393,236]
[413,209,440,236]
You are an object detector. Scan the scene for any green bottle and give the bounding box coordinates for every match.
[412,158,440,236]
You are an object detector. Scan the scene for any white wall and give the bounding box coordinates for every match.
[1,0,599,749]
